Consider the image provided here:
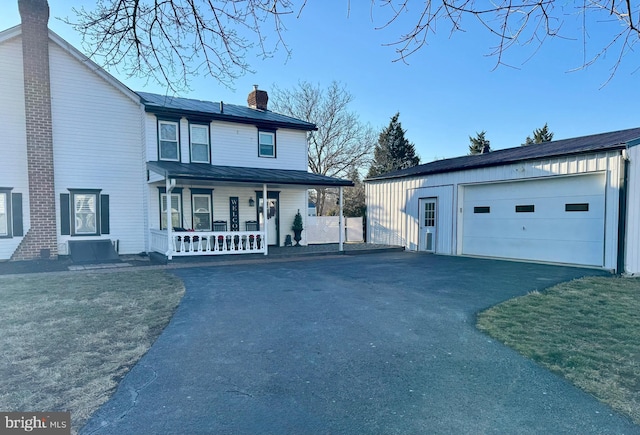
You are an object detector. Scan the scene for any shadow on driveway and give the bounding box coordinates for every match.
[82,252,639,435]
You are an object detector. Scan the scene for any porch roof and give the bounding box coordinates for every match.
[147,161,354,187]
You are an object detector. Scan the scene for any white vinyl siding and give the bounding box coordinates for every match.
[159,120,179,161]
[212,122,307,170]
[190,124,210,163]
[48,41,145,255]
[0,36,28,258]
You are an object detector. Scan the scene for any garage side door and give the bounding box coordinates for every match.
[462,174,606,266]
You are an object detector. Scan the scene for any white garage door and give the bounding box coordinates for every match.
[462,174,606,266]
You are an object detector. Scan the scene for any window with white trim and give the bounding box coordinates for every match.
[71,190,100,235]
[161,193,182,230]
[258,130,276,158]
[159,120,180,161]
[190,124,210,163]
[192,194,212,231]
[0,191,9,237]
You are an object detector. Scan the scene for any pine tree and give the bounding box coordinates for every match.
[367,113,420,177]
[469,131,491,155]
[522,123,554,146]
[343,167,366,217]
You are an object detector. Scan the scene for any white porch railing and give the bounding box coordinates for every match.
[150,229,266,257]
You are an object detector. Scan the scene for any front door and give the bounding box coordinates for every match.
[419,198,437,252]
[257,191,280,246]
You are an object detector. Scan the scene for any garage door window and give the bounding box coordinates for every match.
[474,206,490,214]
[515,205,535,213]
[565,203,589,212]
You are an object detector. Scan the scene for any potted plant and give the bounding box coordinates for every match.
[291,209,304,247]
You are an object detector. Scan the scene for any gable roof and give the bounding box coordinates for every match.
[0,24,141,105]
[147,161,353,187]
[366,127,640,181]
[137,91,317,131]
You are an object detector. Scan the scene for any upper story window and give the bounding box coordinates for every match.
[258,130,276,158]
[159,120,180,161]
[190,124,210,163]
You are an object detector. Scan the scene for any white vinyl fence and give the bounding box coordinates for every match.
[306,216,364,244]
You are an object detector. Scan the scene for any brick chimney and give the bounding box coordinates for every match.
[247,85,268,110]
[11,0,58,260]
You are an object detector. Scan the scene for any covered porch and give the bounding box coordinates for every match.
[146,161,353,259]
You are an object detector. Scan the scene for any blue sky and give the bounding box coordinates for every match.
[2,1,638,161]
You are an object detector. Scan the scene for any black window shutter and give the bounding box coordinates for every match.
[60,193,70,235]
[100,194,110,235]
[11,193,23,237]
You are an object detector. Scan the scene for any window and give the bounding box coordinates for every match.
[60,191,107,236]
[566,203,589,212]
[190,124,210,163]
[258,130,276,157]
[515,204,535,213]
[424,201,436,227]
[192,192,212,231]
[161,193,182,230]
[71,190,100,235]
[474,206,490,214]
[0,190,10,237]
[159,120,179,161]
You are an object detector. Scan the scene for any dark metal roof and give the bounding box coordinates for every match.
[147,161,354,187]
[367,127,640,181]
[137,91,317,131]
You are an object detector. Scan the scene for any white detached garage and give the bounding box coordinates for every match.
[366,127,640,274]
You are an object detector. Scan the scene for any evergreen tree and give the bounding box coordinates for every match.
[343,167,366,217]
[367,113,420,178]
[523,123,554,146]
[469,131,491,155]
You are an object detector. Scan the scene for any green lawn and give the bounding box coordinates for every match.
[0,270,185,434]
[477,276,640,424]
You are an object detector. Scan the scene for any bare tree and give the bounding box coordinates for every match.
[64,1,640,90]
[269,81,375,216]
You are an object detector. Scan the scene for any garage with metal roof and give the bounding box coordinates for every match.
[365,127,640,274]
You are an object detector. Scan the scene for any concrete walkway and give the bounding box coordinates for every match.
[81,252,640,435]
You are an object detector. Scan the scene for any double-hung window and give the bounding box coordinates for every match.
[159,120,180,161]
[192,191,213,231]
[161,192,182,230]
[0,190,10,237]
[71,190,100,236]
[190,124,210,163]
[258,130,276,158]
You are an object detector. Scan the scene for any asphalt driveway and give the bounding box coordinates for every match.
[82,252,640,435]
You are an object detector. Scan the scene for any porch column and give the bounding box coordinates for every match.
[263,183,268,255]
[339,186,344,252]
[166,177,176,260]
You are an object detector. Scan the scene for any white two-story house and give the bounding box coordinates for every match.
[0,0,352,263]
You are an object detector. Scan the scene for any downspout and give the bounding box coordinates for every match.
[263,183,268,255]
[339,186,344,252]
[617,150,630,274]
[166,177,176,260]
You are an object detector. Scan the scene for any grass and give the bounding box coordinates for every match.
[477,275,640,424]
[0,270,185,434]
